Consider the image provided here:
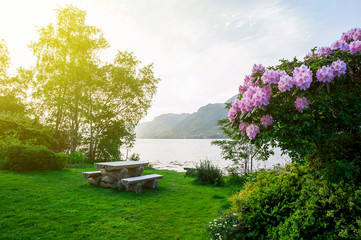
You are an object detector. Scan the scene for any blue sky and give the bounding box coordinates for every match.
[1,0,360,122]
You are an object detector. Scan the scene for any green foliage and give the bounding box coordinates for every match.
[1,144,66,171]
[67,151,87,166]
[128,153,140,161]
[195,159,223,185]
[0,95,26,114]
[95,120,134,161]
[208,164,361,239]
[185,168,198,178]
[0,112,58,150]
[307,132,361,183]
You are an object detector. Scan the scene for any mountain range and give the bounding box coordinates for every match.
[135,96,237,139]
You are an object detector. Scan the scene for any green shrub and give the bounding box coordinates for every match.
[0,112,59,151]
[195,159,223,185]
[209,164,361,239]
[184,168,198,178]
[68,151,87,167]
[2,145,66,171]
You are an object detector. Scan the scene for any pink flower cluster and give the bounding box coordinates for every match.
[261,69,282,84]
[349,41,361,54]
[331,59,347,77]
[252,64,265,74]
[317,47,331,58]
[261,115,274,128]
[239,122,249,135]
[246,124,260,140]
[239,85,272,113]
[293,65,313,90]
[228,99,241,122]
[278,72,295,92]
[239,75,258,94]
[331,28,361,54]
[331,40,350,51]
[341,28,361,41]
[308,28,361,59]
[295,97,310,113]
[316,66,334,83]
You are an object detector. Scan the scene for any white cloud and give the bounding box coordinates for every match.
[1,0,360,122]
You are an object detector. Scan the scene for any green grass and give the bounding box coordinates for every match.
[0,165,237,240]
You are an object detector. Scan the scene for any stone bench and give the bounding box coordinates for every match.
[119,174,163,193]
[82,171,102,185]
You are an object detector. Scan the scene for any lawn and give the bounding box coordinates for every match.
[0,165,236,240]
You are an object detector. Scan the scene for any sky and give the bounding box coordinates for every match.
[1,0,360,122]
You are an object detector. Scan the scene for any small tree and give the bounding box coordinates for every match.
[212,119,269,175]
[30,6,160,160]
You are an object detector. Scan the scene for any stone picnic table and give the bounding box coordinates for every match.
[82,161,163,193]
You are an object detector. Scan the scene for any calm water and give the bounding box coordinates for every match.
[123,139,290,172]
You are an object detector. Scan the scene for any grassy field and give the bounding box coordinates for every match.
[0,165,238,240]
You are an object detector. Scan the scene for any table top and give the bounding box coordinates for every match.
[94,161,149,171]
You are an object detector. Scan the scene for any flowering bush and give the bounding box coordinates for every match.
[207,212,244,240]
[208,164,361,239]
[213,27,361,240]
[227,28,361,165]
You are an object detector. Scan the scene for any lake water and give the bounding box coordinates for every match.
[123,139,291,172]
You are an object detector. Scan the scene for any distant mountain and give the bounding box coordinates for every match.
[135,96,238,139]
[135,113,190,138]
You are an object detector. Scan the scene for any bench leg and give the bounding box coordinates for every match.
[136,166,144,176]
[144,179,159,189]
[99,181,112,188]
[88,176,101,186]
[116,180,125,191]
[127,183,143,193]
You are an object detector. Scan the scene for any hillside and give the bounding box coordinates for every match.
[135,113,190,138]
[135,97,237,138]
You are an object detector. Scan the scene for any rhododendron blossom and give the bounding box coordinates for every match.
[228,108,237,122]
[239,85,272,113]
[331,40,349,51]
[349,40,361,54]
[295,97,310,113]
[331,59,347,77]
[252,64,265,74]
[228,99,241,122]
[317,47,331,58]
[305,51,315,59]
[278,72,295,92]
[341,28,357,41]
[239,75,257,94]
[246,124,260,140]
[261,115,274,128]
[342,28,361,41]
[239,122,249,135]
[261,69,282,84]
[252,87,271,107]
[316,65,334,83]
[293,64,313,90]
[352,28,361,41]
